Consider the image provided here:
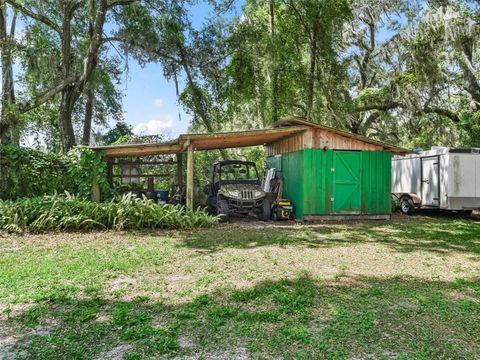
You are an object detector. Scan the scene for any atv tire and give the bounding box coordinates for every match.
[218,198,229,222]
[261,200,271,221]
[206,198,216,216]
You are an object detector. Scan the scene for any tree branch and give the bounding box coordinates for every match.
[419,107,461,122]
[4,0,61,34]
[355,101,401,112]
[107,0,136,8]
[17,75,78,113]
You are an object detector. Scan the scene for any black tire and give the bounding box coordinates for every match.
[206,197,216,216]
[261,200,271,221]
[218,198,229,222]
[271,208,278,221]
[459,210,473,216]
[400,196,415,215]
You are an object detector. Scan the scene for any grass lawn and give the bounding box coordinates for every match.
[1,215,480,359]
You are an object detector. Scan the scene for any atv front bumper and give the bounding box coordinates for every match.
[226,198,264,214]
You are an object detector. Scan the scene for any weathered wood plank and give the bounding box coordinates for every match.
[186,145,194,208]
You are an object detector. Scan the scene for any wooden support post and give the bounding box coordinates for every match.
[106,160,114,188]
[92,181,101,203]
[186,145,194,208]
[176,153,183,189]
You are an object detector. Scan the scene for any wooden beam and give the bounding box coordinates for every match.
[114,160,177,166]
[101,143,182,158]
[112,174,173,178]
[186,144,194,208]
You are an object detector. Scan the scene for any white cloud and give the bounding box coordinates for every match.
[153,98,165,108]
[133,115,174,135]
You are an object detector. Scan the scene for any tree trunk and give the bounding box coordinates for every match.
[58,86,77,153]
[82,86,94,145]
[57,6,76,153]
[460,41,480,108]
[306,32,317,121]
[177,42,228,159]
[178,42,214,133]
[57,0,109,153]
[0,4,17,145]
[269,0,279,123]
[81,0,95,146]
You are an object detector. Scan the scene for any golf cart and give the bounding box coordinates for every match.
[204,160,270,221]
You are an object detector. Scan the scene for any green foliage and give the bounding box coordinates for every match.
[2,218,480,358]
[67,146,112,200]
[458,111,480,147]
[0,193,218,233]
[0,145,73,200]
[102,121,134,145]
[0,145,113,201]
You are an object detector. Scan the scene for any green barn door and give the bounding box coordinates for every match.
[332,152,362,214]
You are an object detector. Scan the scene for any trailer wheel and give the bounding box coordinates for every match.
[400,197,415,215]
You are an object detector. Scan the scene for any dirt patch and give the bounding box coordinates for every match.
[94,344,133,360]
[166,274,194,293]
[107,276,138,293]
[446,289,479,303]
[0,325,54,360]
[178,334,195,349]
[396,299,420,311]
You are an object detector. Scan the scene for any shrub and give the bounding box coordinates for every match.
[0,145,73,200]
[0,193,218,233]
[66,146,113,200]
[0,145,111,201]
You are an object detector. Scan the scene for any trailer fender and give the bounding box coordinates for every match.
[393,192,422,206]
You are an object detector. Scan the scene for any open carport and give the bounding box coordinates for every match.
[91,117,409,219]
[91,124,308,208]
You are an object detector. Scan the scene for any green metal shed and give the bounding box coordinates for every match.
[266,117,409,220]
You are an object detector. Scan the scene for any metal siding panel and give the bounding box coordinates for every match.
[303,149,326,215]
[477,155,480,198]
[281,151,305,219]
[392,155,421,195]
[449,154,477,197]
[362,151,391,214]
[325,150,334,215]
[361,152,369,213]
[303,149,315,215]
[278,149,391,217]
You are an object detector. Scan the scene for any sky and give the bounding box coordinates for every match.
[107,1,244,140]
[114,61,190,139]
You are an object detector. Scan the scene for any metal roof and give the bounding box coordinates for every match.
[90,116,409,157]
[91,126,307,158]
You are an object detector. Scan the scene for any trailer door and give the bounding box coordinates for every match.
[421,156,440,207]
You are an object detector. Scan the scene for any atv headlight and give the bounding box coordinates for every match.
[254,190,265,198]
[227,190,240,198]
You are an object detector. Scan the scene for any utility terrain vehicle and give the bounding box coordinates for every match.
[205,160,270,221]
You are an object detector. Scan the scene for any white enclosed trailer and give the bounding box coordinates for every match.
[392,147,480,214]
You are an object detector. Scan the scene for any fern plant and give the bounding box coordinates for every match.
[0,193,218,233]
